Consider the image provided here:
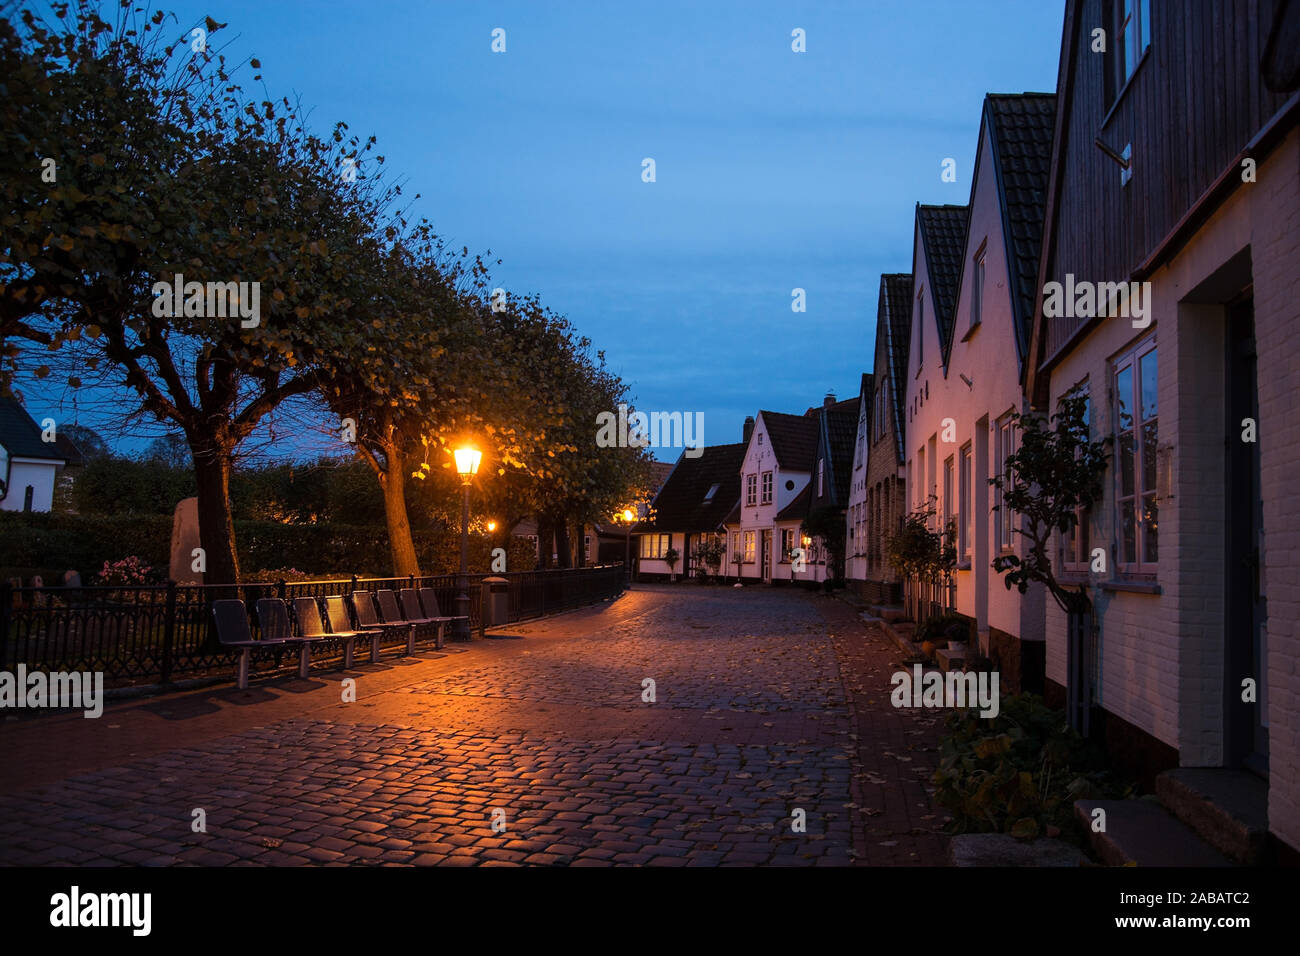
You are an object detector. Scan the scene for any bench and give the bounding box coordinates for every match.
[211,598,306,690]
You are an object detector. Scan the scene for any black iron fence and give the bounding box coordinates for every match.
[1,564,626,686]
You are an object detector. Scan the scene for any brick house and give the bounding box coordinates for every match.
[848,273,912,605]
[1025,0,1300,857]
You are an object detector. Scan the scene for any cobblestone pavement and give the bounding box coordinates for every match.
[0,585,949,866]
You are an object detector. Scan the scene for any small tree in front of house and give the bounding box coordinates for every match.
[695,537,726,582]
[664,546,680,579]
[886,497,956,619]
[802,505,848,587]
[988,393,1111,617]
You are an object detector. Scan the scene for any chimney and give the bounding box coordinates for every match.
[742,416,754,443]
[823,390,836,408]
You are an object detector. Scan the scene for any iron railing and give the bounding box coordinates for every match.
[0,564,626,686]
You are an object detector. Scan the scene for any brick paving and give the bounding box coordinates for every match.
[0,584,949,866]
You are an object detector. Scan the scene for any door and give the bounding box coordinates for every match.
[761,530,772,582]
[1225,295,1266,776]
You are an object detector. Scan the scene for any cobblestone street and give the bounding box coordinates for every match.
[0,585,949,866]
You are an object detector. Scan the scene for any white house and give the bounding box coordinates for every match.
[0,397,68,512]
[724,409,820,584]
[902,95,1057,692]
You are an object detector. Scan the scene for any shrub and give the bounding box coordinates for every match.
[931,693,1130,844]
[914,612,971,647]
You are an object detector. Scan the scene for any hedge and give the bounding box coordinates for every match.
[0,512,538,582]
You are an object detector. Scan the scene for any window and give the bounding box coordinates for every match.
[995,415,1016,552]
[916,294,924,370]
[959,443,972,561]
[731,531,741,562]
[746,473,757,506]
[1115,339,1158,570]
[971,249,985,330]
[915,447,925,512]
[943,456,954,540]
[703,482,720,502]
[817,459,825,497]
[638,534,671,559]
[781,528,795,561]
[743,531,756,563]
[761,471,773,505]
[1116,0,1151,87]
[1062,387,1093,572]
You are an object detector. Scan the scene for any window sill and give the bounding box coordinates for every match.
[1100,579,1162,595]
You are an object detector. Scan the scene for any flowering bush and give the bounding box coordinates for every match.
[242,567,316,583]
[97,556,154,586]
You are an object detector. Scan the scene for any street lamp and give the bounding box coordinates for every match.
[620,508,635,586]
[452,445,482,641]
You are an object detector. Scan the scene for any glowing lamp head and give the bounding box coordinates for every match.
[621,509,635,523]
[487,521,497,533]
[454,446,482,483]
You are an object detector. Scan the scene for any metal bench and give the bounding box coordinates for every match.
[292,597,358,669]
[255,598,315,679]
[324,594,379,665]
[350,590,408,657]
[400,588,447,650]
[211,598,302,690]
[418,587,468,637]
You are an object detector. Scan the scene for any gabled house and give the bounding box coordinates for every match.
[902,204,968,615]
[724,409,820,584]
[905,94,1057,693]
[633,440,745,581]
[845,374,873,585]
[851,273,913,604]
[1025,0,1300,856]
[0,396,69,513]
[799,392,861,585]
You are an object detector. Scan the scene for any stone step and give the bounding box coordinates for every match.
[936,642,967,672]
[1074,798,1232,867]
[1155,769,1269,865]
[870,605,907,621]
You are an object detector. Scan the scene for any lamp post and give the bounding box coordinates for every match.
[453,446,482,642]
[620,508,634,586]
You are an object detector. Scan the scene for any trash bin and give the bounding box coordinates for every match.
[481,576,510,629]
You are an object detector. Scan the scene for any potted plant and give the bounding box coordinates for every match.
[664,546,680,581]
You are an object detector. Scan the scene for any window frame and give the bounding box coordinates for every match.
[742,530,756,564]
[994,414,1017,554]
[745,473,757,507]
[958,442,972,563]
[1113,336,1158,574]
[761,470,773,505]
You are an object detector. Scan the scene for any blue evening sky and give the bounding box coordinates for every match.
[20,1,1064,460]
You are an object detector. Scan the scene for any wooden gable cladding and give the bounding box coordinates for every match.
[1036,0,1294,373]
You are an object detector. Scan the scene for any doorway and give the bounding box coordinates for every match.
[1225,294,1267,776]
[761,530,772,583]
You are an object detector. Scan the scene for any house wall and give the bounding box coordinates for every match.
[0,459,58,512]
[737,413,811,582]
[1043,125,1300,851]
[846,392,870,584]
[863,289,908,604]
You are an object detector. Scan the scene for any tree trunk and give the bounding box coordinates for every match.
[192,443,240,589]
[535,515,552,569]
[572,522,586,568]
[555,519,572,569]
[379,439,421,576]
